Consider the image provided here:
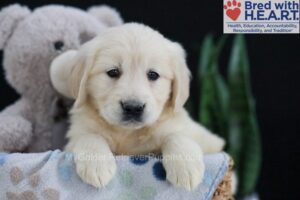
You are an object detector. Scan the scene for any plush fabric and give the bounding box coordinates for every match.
[0,4,123,153]
[0,151,230,200]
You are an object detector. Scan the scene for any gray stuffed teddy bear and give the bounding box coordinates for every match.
[0,4,123,152]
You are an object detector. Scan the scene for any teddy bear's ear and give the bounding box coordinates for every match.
[88,5,123,27]
[0,4,31,49]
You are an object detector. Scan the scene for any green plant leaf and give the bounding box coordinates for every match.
[227,35,262,196]
[198,35,229,140]
[198,34,214,78]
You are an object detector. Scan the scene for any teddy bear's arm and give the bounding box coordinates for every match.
[0,98,33,152]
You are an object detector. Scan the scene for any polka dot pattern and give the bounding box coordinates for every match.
[64,153,74,161]
[49,151,60,161]
[203,170,213,186]
[139,186,157,200]
[130,156,149,165]
[115,192,135,200]
[58,163,73,181]
[120,170,134,187]
[152,161,166,181]
[0,153,8,166]
[105,177,116,191]
[0,151,229,199]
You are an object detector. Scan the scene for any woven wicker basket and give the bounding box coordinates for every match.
[212,159,234,200]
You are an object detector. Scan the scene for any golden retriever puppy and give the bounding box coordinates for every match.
[50,23,225,191]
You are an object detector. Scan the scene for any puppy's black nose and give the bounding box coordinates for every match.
[121,100,145,118]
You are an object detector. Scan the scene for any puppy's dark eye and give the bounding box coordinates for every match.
[107,68,121,78]
[54,41,64,51]
[147,70,160,81]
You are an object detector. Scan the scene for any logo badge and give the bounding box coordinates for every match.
[224,0,242,21]
[224,0,300,34]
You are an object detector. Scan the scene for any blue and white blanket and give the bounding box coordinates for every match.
[0,151,230,200]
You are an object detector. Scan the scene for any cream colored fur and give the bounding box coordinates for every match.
[50,23,225,191]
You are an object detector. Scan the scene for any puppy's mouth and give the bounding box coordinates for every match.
[120,118,145,129]
[122,114,142,123]
[121,114,144,125]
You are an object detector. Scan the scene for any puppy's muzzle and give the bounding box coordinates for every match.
[120,100,146,122]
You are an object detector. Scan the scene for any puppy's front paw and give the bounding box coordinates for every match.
[163,156,205,191]
[74,153,116,188]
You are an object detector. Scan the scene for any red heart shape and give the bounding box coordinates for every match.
[226,8,241,21]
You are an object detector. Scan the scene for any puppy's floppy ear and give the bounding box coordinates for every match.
[70,42,100,108]
[50,50,78,99]
[50,42,98,108]
[170,42,191,112]
[0,4,31,49]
